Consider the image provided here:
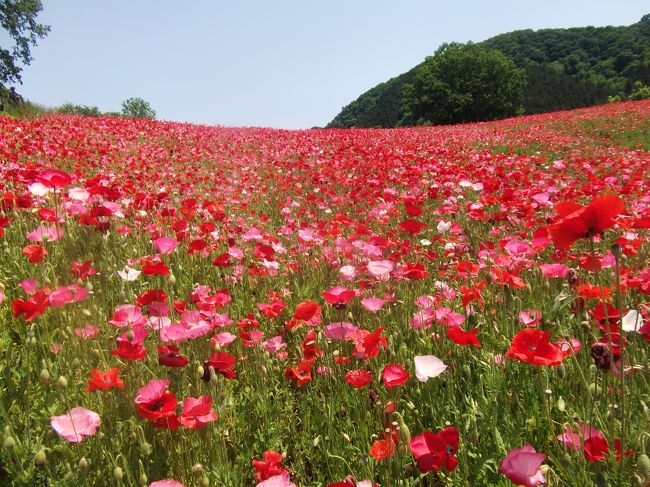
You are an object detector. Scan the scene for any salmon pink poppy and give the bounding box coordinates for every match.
[51,407,100,443]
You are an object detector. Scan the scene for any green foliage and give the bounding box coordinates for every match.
[329,13,650,128]
[57,103,102,117]
[0,0,50,89]
[403,43,525,125]
[629,80,650,100]
[121,97,156,119]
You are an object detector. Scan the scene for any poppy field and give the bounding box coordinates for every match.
[0,100,649,486]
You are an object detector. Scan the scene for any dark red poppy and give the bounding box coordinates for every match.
[202,351,237,380]
[157,345,189,368]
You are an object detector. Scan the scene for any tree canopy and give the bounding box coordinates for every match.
[0,0,49,91]
[404,43,525,125]
[121,97,156,119]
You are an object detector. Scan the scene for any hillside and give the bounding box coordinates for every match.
[328,14,650,128]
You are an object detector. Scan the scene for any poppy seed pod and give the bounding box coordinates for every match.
[637,453,650,480]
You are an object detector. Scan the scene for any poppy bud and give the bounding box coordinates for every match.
[556,363,566,379]
[138,473,148,486]
[611,243,623,261]
[33,449,46,466]
[556,396,566,412]
[113,466,123,482]
[342,433,351,442]
[3,436,16,451]
[38,368,50,383]
[169,273,176,285]
[637,453,650,479]
[141,442,152,456]
[200,477,209,487]
[313,436,320,447]
[57,376,68,389]
[70,358,81,369]
[78,457,89,470]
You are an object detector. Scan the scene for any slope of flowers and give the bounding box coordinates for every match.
[0,100,649,486]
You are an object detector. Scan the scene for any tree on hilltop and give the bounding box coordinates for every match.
[404,42,526,125]
[121,97,156,119]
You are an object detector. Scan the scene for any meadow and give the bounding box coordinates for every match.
[0,100,649,486]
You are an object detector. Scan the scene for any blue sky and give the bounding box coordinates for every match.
[13,1,650,128]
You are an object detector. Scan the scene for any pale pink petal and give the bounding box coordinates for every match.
[51,407,100,443]
[414,355,447,382]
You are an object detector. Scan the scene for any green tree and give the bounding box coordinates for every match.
[404,43,526,125]
[121,97,156,119]
[0,1,49,92]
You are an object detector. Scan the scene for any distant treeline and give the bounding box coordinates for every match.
[328,14,650,128]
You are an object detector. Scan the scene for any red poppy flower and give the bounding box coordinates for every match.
[322,286,356,309]
[446,326,481,347]
[410,427,459,473]
[71,260,97,280]
[549,194,625,249]
[344,369,373,388]
[399,219,427,236]
[505,329,564,366]
[252,450,287,481]
[87,368,125,392]
[12,289,50,322]
[284,359,313,386]
[22,244,47,263]
[353,327,387,360]
[301,329,321,361]
[134,379,178,422]
[286,300,321,329]
[157,345,189,368]
[370,436,397,461]
[202,351,237,380]
[381,364,409,390]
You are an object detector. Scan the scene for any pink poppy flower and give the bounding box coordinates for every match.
[51,407,100,443]
[324,322,358,340]
[49,284,89,307]
[499,445,546,487]
[0,288,4,305]
[26,225,63,242]
[109,304,147,328]
[519,309,542,327]
[361,297,385,312]
[263,335,287,352]
[213,331,238,347]
[367,260,393,278]
[540,263,570,279]
[257,472,296,487]
[19,278,39,295]
[149,480,185,487]
[154,237,179,254]
[180,395,218,429]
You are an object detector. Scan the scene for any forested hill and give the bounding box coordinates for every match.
[327,14,650,128]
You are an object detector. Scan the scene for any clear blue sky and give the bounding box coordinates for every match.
[13,1,650,128]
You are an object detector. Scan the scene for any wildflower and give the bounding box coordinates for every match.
[51,407,100,443]
[499,445,546,487]
[409,427,459,473]
[87,368,125,392]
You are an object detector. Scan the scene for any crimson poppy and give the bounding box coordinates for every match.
[157,345,189,368]
[344,370,373,388]
[409,426,459,473]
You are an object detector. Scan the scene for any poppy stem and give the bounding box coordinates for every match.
[612,246,626,477]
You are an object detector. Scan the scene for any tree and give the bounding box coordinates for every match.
[404,42,526,125]
[0,1,50,92]
[121,97,156,119]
